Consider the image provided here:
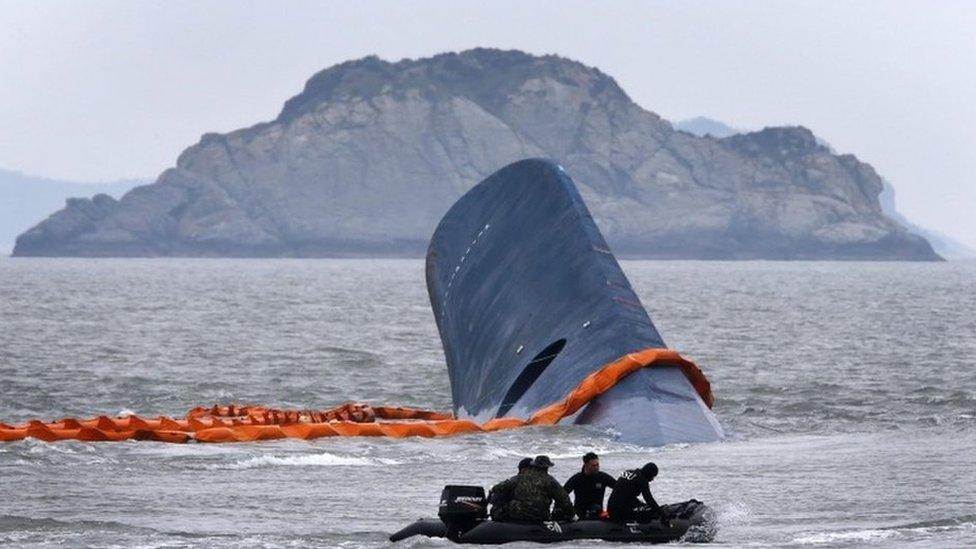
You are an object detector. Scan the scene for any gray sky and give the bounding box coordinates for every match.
[2,0,974,247]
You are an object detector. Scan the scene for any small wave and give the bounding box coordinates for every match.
[0,514,153,533]
[903,514,976,529]
[536,445,661,460]
[476,446,618,462]
[793,529,896,544]
[792,515,976,545]
[217,452,401,470]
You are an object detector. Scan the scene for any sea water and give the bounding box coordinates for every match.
[1,258,974,548]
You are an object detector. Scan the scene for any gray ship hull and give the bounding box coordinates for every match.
[425,159,722,445]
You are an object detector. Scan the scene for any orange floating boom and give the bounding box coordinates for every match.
[0,348,710,444]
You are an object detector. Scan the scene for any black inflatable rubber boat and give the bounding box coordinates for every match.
[389,485,716,544]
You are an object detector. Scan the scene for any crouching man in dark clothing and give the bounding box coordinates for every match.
[607,462,670,526]
[489,457,532,521]
[490,455,574,522]
[563,452,616,519]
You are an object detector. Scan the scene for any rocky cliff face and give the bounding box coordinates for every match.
[0,169,142,254]
[14,49,939,260]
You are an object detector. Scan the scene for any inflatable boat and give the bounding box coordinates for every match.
[389,485,716,544]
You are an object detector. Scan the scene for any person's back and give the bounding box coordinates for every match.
[607,462,667,524]
[606,468,647,516]
[489,458,532,521]
[504,456,574,522]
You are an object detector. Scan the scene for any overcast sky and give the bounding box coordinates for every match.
[1,1,973,247]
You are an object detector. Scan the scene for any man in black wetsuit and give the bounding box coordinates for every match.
[607,462,670,526]
[563,452,616,519]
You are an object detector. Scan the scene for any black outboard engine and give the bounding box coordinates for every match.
[438,485,487,539]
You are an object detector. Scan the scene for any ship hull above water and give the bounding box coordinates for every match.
[575,367,724,443]
[425,159,722,445]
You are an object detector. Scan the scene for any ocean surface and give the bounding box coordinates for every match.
[1,258,974,548]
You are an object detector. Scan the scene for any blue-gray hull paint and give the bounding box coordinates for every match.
[425,159,722,445]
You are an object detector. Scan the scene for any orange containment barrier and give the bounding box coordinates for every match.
[0,348,711,444]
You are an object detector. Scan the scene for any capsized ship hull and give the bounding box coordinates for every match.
[425,159,722,445]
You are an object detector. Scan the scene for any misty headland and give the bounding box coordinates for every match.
[11,49,941,261]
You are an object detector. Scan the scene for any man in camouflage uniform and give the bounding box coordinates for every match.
[489,457,532,521]
[489,455,574,522]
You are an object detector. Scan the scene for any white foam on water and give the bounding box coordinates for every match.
[793,516,976,545]
[541,445,657,460]
[792,528,897,544]
[128,443,248,458]
[218,452,402,470]
[710,499,755,538]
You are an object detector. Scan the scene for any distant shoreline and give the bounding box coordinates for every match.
[5,254,968,263]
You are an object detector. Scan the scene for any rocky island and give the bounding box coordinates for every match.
[13,49,939,260]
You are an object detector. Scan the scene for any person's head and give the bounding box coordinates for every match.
[641,462,659,481]
[517,457,532,473]
[531,455,554,471]
[582,452,600,475]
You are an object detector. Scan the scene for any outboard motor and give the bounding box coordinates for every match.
[438,485,487,539]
